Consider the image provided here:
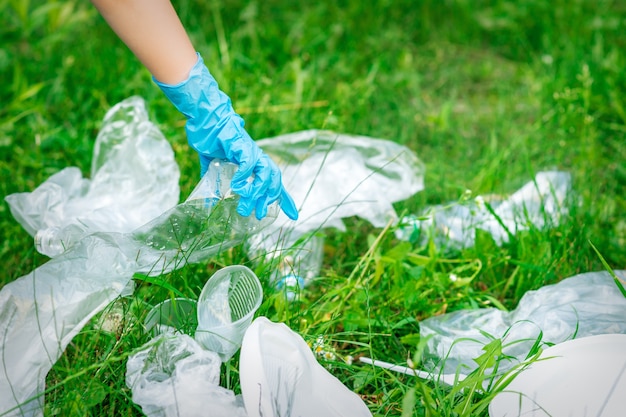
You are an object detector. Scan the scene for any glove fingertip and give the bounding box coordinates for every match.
[279,188,299,221]
[256,203,268,220]
[236,197,254,218]
[231,163,255,188]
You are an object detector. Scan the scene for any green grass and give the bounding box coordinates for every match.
[2,0,626,415]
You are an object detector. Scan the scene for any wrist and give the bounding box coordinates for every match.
[155,52,253,162]
[154,52,234,121]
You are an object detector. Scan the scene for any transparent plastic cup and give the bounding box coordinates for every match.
[144,298,198,337]
[194,265,263,361]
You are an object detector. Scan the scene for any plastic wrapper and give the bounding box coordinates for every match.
[420,270,626,378]
[0,234,137,416]
[258,129,424,233]
[248,129,425,286]
[395,171,572,249]
[0,101,277,416]
[5,96,180,258]
[240,317,372,417]
[126,333,247,417]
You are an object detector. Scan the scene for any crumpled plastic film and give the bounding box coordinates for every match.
[240,317,373,417]
[126,333,247,417]
[0,233,137,416]
[396,171,572,249]
[248,129,425,284]
[5,96,180,258]
[258,129,425,235]
[420,270,626,378]
[0,103,277,416]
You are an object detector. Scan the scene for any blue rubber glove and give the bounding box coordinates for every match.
[154,53,298,221]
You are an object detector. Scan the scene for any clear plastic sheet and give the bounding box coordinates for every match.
[126,334,247,417]
[396,171,572,249]
[258,129,424,235]
[5,96,180,258]
[144,298,198,337]
[0,101,276,416]
[0,234,137,416]
[248,129,426,286]
[420,270,626,378]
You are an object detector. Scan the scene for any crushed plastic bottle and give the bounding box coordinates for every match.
[128,159,278,275]
[34,224,87,258]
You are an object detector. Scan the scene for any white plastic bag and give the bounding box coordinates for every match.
[249,129,425,287]
[240,317,372,417]
[5,96,180,258]
[0,233,137,416]
[420,270,626,378]
[126,334,247,417]
[258,129,424,235]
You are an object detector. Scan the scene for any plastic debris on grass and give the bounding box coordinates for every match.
[248,129,426,289]
[0,97,277,416]
[240,317,373,417]
[126,334,248,417]
[1,98,386,416]
[419,270,626,381]
[6,96,180,258]
[126,266,372,417]
[6,95,596,416]
[395,171,572,249]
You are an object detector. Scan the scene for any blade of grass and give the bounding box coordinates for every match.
[589,240,626,298]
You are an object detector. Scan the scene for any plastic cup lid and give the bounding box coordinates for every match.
[489,334,626,417]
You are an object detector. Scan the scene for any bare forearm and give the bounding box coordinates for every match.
[90,0,197,84]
